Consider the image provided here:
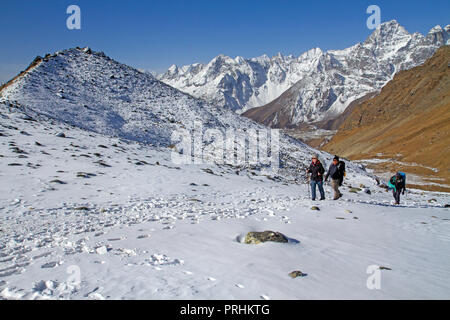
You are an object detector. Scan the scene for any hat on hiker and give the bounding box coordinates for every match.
[333,155,340,162]
[312,154,319,159]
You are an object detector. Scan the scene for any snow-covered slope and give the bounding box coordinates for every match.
[0,102,449,300]
[159,21,450,126]
[0,47,449,300]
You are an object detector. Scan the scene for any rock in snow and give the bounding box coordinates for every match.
[244,231,289,244]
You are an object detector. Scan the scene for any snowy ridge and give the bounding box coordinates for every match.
[0,47,372,183]
[159,20,450,125]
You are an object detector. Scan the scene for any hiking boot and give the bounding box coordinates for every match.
[320,197,325,201]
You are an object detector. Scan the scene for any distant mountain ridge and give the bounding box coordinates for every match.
[159,20,449,127]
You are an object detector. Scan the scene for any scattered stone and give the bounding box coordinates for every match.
[363,188,371,195]
[289,271,307,278]
[202,168,214,175]
[22,115,35,121]
[349,187,362,193]
[50,179,66,184]
[74,206,90,211]
[428,199,437,203]
[336,217,346,220]
[244,231,288,244]
[10,146,27,154]
[55,132,66,138]
[311,206,320,211]
[77,172,96,178]
[345,210,352,214]
[41,261,59,269]
[107,238,123,242]
[379,266,392,271]
[96,246,108,255]
[94,160,111,167]
[353,217,359,220]
[98,145,108,149]
[8,163,22,166]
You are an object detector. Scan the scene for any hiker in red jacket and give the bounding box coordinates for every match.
[306,154,325,201]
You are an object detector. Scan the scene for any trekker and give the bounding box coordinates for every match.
[306,154,325,201]
[325,156,345,200]
[388,172,406,205]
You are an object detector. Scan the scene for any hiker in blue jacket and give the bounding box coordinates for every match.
[325,156,345,200]
[388,172,406,205]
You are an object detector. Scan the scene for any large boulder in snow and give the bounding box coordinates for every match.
[244,231,288,244]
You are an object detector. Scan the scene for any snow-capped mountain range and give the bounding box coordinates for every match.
[158,20,450,126]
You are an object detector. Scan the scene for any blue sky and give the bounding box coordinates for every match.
[0,0,449,83]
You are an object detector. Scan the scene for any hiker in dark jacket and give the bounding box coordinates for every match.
[306,154,325,200]
[389,172,406,205]
[325,156,344,200]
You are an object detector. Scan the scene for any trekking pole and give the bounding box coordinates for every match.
[307,173,310,199]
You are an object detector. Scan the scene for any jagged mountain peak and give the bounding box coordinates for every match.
[429,25,444,33]
[159,20,448,126]
[363,20,411,48]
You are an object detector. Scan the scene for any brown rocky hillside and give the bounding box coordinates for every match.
[322,46,450,192]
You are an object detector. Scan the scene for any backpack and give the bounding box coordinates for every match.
[388,172,406,191]
[338,161,346,185]
[398,172,406,184]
